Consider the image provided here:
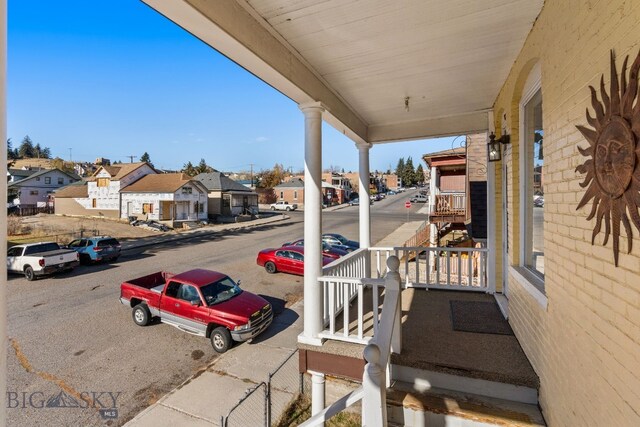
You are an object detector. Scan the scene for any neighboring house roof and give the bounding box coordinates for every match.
[54,181,89,198]
[194,172,256,193]
[7,168,38,180]
[93,162,153,180]
[7,168,80,188]
[120,173,203,193]
[275,178,304,189]
[321,182,340,190]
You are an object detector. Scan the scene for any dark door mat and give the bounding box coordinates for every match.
[450,300,514,335]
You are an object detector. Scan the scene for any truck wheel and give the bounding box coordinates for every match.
[132,304,151,326]
[286,207,291,211]
[210,327,232,353]
[271,206,276,211]
[264,262,277,274]
[24,266,35,281]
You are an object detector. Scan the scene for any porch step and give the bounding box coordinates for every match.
[391,365,538,405]
[387,381,545,427]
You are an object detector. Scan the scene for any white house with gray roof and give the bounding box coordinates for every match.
[194,172,258,217]
[8,168,79,206]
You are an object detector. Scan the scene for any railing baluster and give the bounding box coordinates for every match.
[446,250,451,286]
[468,252,473,287]
[343,283,350,338]
[373,282,379,336]
[481,252,486,289]
[358,283,363,339]
[415,250,419,287]
[458,251,462,286]
[329,282,335,335]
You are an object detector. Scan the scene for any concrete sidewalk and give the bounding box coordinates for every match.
[125,300,304,426]
[120,213,290,252]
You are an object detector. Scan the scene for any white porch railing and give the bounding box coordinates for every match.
[316,245,490,345]
[372,246,490,292]
[301,256,401,427]
[318,248,384,344]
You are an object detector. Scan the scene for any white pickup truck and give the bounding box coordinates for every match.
[270,201,298,211]
[7,242,80,281]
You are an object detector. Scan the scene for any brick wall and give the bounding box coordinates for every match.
[493,0,640,425]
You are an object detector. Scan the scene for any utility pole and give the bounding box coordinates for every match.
[126,155,137,163]
[249,163,254,188]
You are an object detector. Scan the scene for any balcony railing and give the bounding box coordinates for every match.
[431,193,465,216]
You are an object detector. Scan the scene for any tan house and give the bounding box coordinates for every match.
[274,178,305,207]
[120,173,208,225]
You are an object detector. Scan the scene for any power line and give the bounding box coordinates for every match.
[125,155,137,163]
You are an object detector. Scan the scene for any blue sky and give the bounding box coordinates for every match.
[8,0,459,173]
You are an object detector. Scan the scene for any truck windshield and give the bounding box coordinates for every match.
[200,277,242,306]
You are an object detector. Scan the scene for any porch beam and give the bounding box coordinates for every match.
[141,0,368,145]
[299,102,324,346]
[368,111,488,143]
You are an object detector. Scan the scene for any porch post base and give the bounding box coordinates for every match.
[298,332,324,346]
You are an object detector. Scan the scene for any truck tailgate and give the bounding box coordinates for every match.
[41,250,78,265]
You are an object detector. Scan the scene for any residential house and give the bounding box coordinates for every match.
[8,168,79,206]
[7,168,38,184]
[423,147,468,245]
[94,1,640,425]
[194,172,259,217]
[322,172,353,204]
[274,178,304,207]
[54,162,156,218]
[120,173,208,224]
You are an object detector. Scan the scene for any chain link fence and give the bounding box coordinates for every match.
[222,350,305,427]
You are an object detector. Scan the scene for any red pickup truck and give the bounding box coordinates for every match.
[120,269,273,353]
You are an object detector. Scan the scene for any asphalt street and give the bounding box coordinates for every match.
[6,190,427,427]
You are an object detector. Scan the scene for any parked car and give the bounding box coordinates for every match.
[322,233,359,250]
[283,239,349,259]
[349,198,360,206]
[7,242,80,281]
[67,236,121,264]
[410,194,428,203]
[257,246,333,276]
[120,268,272,353]
[270,201,298,211]
[534,196,544,207]
[387,190,397,195]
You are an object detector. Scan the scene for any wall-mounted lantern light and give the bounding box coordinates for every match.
[487,132,510,162]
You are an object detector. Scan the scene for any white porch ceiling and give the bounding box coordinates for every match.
[142,0,543,144]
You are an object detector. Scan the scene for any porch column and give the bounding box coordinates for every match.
[429,166,438,270]
[0,2,7,424]
[357,143,372,249]
[299,102,324,346]
[311,371,326,423]
[487,111,497,293]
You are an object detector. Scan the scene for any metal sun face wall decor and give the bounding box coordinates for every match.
[576,50,640,266]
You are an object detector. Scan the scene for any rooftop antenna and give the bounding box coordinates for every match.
[126,155,137,163]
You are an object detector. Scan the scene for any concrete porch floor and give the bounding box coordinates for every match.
[392,289,538,389]
[300,288,538,390]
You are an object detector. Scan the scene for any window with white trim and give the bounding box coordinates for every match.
[522,88,544,280]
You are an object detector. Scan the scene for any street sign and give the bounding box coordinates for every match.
[405,201,411,209]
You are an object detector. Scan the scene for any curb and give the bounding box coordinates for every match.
[121,214,290,252]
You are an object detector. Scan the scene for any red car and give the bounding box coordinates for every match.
[257,246,334,276]
[282,238,349,260]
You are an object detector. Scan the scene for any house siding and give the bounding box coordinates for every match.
[10,170,78,205]
[54,199,119,218]
[493,0,640,425]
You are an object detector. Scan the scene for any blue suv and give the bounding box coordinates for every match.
[68,236,121,264]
